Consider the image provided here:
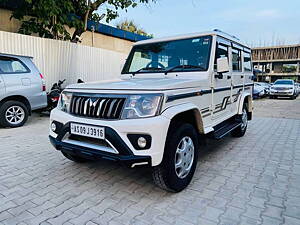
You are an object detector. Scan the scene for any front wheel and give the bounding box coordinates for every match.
[231,108,248,137]
[152,122,199,192]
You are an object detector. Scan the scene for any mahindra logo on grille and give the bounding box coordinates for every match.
[88,98,98,107]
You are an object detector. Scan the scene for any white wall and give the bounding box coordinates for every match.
[0,31,128,90]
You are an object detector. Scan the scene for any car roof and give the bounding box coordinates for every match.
[134,30,251,50]
[0,52,33,59]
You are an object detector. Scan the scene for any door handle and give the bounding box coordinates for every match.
[241,75,244,78]
[227,76,231,79]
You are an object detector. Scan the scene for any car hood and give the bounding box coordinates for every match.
[272,84,294,88]
[66,77,201,91]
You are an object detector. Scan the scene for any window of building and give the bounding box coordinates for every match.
[244,52,252,71]
[232,48,242,71]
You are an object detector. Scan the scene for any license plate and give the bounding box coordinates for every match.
[70,123,105,140]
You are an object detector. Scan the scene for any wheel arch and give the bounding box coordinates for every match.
[162,103,205,134]
[0,95,32,115]
[238,93,252,120]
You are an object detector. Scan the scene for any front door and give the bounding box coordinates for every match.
[212,38,232,120]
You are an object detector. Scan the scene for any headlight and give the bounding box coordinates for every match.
[121,94,163,119]
[57,92,72,112]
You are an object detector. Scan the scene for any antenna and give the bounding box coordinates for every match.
[213,29,240,41]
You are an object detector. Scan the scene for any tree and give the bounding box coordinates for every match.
[116,20,153,37]
[10,0,155,42]
[11,0,75,40]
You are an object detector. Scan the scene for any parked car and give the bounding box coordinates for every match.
[295,83,300,96]
[269,79,297,99]
[0,53,47,127]
[253,83,266,99]
[257,82,271,95]
[49,30,253,192]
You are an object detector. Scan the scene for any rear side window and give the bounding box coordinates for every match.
[232,48,242,71]
[0,56,30,74]
[244,52,252,72]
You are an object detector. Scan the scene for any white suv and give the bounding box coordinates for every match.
[49,30,254,192]
[269,79,297,99]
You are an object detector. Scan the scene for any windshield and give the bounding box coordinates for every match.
[274,80,293,85]
[122,36,212,74]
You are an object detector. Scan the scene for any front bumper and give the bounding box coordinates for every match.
[49,108,170,167]
[269,90,294,96]
[49,135,151,167]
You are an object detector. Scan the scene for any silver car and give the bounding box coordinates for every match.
[0,53,47,127]
[269,79,297,99]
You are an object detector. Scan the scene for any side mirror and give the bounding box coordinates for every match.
[216,57,229,79]
[217,57,229,74]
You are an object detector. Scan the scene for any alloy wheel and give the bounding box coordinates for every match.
[5,106,25,125]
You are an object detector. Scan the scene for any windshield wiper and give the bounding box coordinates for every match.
[132,67,163,75]
[164,65,205,75]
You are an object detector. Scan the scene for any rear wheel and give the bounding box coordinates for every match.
[0,101,29,128]
[152,122,199,192]
[61,151,90,163]
[231,107,248,137]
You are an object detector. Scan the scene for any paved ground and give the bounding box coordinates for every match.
[0,98,300,225]
[253,96,300,119]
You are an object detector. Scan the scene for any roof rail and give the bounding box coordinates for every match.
[213,29,240,41]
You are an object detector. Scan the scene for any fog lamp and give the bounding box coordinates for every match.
[51,122,57,132]
[137,137,147,148]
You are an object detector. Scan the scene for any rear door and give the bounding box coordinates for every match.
[0,55,32,96]
[0,74,5,98]
[231,44,244,113]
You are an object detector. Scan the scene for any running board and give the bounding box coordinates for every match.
[208,118,242,140]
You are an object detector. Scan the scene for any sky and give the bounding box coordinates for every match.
[101,0,300,47]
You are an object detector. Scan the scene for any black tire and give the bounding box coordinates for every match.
[231,107,248,137]
[61,151,90,163]
[274,96,278,99]
[269,96,273,99]
[0,101,29,128]
[152,122,199,192]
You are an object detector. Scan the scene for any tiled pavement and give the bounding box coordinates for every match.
[0,115,300,225]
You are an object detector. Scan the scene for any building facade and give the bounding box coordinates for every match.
[252,45,300,83]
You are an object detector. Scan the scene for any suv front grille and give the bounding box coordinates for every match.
[70,95,126,119]
[274,87,290,90]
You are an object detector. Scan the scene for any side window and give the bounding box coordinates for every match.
[243,52,252,72]
[0,57,30,74]
[214,43,229,70]
[232,48,242,72]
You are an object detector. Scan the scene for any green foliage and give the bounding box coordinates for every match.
[116,20,153,38]
[10,0,155,42]
[11,0,76,40]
